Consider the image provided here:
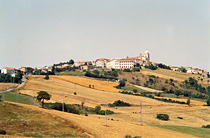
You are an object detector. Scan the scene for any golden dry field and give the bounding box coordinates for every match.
[154,96,206,106]
[53,75,120,92]
[0,83,18,90]
[10,102,198,138]
[0,102,87,137]
[19,75,210,130]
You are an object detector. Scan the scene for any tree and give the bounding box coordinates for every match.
[207,72,210,78]
[175,90,182,97]
[14,70,23,83]
[95,105,101,113]
[148,64,157,70]
[187,98,190,106]
[37,91,51,108]
[69,59,74,65]
[134,63,140,68]
[207,86,210,97]
[207,99,210,106]
[111,70,118,77]
[44,73,49,80]
[207,86,210,93]
[93,70,100,76]
[119,80,125,88]
[133,89,138,93]
[181,68,187,73]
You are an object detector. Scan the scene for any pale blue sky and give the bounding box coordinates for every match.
[0,0,209,71]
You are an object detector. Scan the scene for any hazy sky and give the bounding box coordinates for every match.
[0,0,209,71]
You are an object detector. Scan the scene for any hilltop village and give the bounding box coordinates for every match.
[1,50,210,138]
[1,50,209,78]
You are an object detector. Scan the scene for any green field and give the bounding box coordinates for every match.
[55,71,85,76]
[151,125,210,138]
[121,85,148,93]
[0,92,36,105]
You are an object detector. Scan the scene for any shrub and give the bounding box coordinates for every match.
[124,135,142,138]
[175,90,182,97]
[109,100,131,107]
[0,130,6,135]
[44,73,49,80]
[132,68,140,72]
[123,69,131,72]
[133,89,138,93]
[144,83,148,87]
[155,92,161,97]
[202,125,210,128]
[187,98,190,106]
[161,87,167,91]
[46,102,80,114]
[98,110,114,115]
[95,105,101,113]
[118,80,126,88]
[207,99,210,106]
[157,114,169,121]
[178,116,183,119]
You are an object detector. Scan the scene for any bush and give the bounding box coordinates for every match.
[123,69,131,72]
[44,73,49,80]
[157,114,169,121]
[98,110,114,115]
[161,87,167,91]
[132,68,140,72]
[133,89,138,93]
[95,105,101,113]
[207,99,210,106]
[0,130,6,135]
[109,100,131,107]
[124,135,142,138]
[202,125,210,128]
[45,102,80,114]
[118,80,126,88]
[178,116,183,119]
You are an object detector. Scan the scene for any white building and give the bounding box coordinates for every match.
[106,59,120,69]
[2,67,16,74]
[95,58,108,68]
[106,59,134,69]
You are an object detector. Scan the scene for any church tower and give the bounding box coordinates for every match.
[144,50,150,63]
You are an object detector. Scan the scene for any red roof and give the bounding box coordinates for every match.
[119,59,134,62]
[4,67,16,70]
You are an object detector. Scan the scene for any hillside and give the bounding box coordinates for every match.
[140,68,210,85]
[18,75,210,128]
[0,102,86,137]
[6,102,199,138]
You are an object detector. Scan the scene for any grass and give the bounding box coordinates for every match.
[0,92,36,105]
[55,71,85,76]
[0,102,86,137]
[121,85,148,93]
[151,124,210,138]
[0,83,19,91]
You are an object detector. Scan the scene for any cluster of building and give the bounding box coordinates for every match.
[170,66,208,74]
[79,50,150,70]
[1,50,209,77]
